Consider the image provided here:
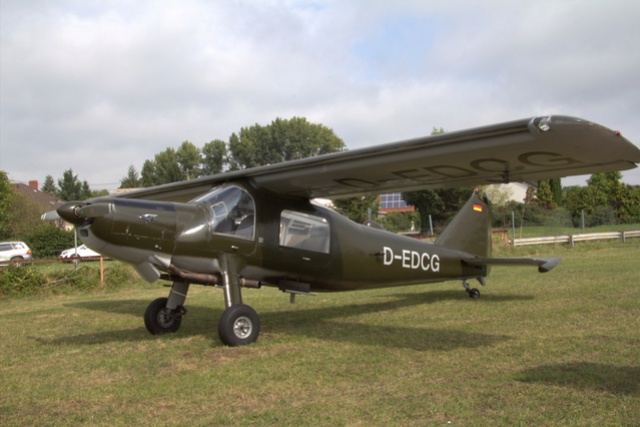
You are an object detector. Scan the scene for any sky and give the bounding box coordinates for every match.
[2,0,640,191]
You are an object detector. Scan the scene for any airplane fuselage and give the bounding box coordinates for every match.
[68,181,485,294]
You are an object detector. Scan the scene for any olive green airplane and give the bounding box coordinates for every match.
[54,116,640,346]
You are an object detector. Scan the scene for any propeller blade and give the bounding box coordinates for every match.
[41,210,61,221]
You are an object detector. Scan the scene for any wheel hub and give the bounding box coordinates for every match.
[157,309,176,328]
[233,316,253,339]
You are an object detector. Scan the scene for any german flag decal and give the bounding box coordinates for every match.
[473,204,483,213]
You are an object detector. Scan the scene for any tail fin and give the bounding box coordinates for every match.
[435,190,491,257]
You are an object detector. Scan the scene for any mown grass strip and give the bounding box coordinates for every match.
[1,240,638,426]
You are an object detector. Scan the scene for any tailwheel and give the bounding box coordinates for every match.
[462,281,480,299]
[467,288,480,299]
[144,297,184,334]
[218,304,260,346]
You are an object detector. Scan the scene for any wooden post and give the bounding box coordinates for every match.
[100,257,104,284]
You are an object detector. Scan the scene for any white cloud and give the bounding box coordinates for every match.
[1,0,639,189]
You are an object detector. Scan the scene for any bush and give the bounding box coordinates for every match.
[0,266,47,296]
[25,225,75,258]
[0,261,147,298]
[586,206,617,227]
[378,211,418,233]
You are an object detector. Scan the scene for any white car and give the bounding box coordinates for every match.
[0,241,32,263]
[60,244,101,260]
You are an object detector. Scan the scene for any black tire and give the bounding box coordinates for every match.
[10,256,24,266]
[144,297,182,334]
[468,288,480,299]
[218,304,260,346]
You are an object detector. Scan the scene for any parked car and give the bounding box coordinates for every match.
[60,244,101,260]
[0,241,33,263]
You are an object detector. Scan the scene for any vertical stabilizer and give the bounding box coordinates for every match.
[435,190,491,258]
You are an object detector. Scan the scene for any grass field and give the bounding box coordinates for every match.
[1,240,639,426]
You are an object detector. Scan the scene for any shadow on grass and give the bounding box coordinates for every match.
[517,362,640,395]
[45,289,528,350]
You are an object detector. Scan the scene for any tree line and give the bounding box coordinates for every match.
[120,117,346,188]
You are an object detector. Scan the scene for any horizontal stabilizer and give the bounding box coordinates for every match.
[463,257,561,273]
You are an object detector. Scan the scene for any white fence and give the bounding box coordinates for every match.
[512,230,640,247]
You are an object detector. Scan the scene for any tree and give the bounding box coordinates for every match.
[9,188,42,238]
[482,184,513,207]
[564,172,640,226]
[228,117,345,170]
[90,189,110,198]
[120,165,141,189]
[176,141,201,179]
[0,171,15,239]
[41,175,57,195]
[482,184,514,228]
[378,211,418,233]
[141,148,185,186]
[57,169,91,201]
[136,116,345,186]
[401,189,443,234]
[201,139,227,175]
[333,195,379,223]
[140,160,157,187]
[1,171,51,240]
[536,180,556,209]
[549,178,562,206]
[155,148,184,183]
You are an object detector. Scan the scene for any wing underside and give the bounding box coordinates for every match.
[122,116,640,202]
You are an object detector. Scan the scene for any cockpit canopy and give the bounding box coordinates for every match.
[192,186,255,240]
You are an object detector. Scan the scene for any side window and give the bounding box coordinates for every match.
[280,211,330,254]
[193,186,255,240]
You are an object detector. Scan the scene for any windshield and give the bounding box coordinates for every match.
[193,186,255,240]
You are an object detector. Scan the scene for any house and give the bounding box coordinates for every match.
[12,180,67,228]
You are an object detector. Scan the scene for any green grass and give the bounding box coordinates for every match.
[1,240,639,426]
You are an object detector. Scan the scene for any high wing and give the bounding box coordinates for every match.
[122,115,640,202]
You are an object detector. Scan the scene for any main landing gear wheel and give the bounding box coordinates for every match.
[218,304,260,346]
[144,297,183,334]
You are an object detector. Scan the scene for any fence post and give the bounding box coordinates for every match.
[581,210,585,232]
[511,211,516,247]
[428,215,434,236]
[73,228,79,271]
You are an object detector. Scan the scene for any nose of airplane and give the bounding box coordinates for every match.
[57,202,88,225]
[57,201,113,226]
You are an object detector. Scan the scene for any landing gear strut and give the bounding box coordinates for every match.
[217,254,260,346]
